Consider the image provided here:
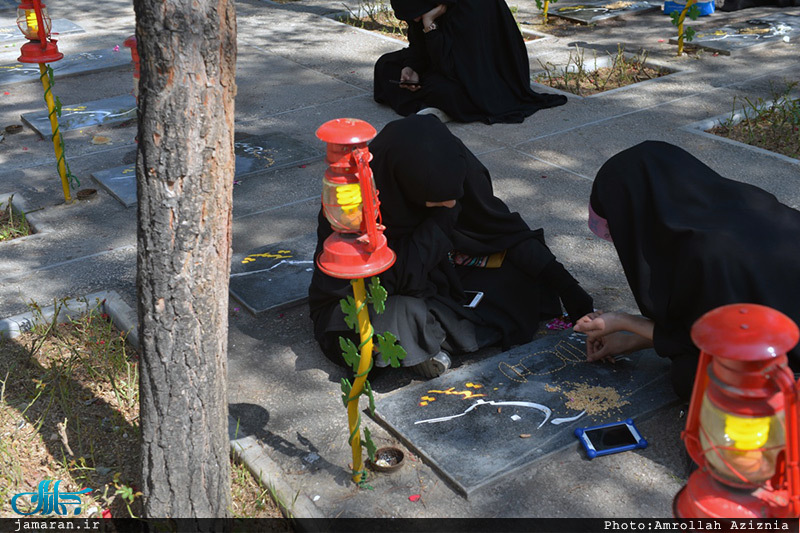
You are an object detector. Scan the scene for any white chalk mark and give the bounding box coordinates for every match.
[414,399,552,428]
[551,411,586,425]
[229,260,314,278]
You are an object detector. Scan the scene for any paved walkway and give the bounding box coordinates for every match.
[1,0,799,519]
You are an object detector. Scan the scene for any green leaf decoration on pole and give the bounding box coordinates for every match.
[364,379,376,417]
[339,337,360,370]
[340,378,353,408]
[340,295,359,330]
[362,426,377,463]
[367,276,388,314]
[375,331,406,368]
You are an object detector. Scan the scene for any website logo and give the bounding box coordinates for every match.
[10,480,92,516]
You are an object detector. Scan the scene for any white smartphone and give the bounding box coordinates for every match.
[463,291,484,308]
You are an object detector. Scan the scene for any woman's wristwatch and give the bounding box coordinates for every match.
[423,22,438,33]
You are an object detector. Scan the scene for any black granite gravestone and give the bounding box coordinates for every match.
[373,330,676,497]
[234,133,321,177]
[670,14,800,55]
[229,234,317,315]
[551,0,660,24]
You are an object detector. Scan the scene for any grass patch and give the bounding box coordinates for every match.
[709,81,800,160]
[0,299,290,522]
[534,45,669,97]
[337,0,408,41]
[0,195,32,243]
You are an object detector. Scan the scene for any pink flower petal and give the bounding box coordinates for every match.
[409,494,421,502]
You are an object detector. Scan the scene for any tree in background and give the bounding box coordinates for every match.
[132,0,237,517]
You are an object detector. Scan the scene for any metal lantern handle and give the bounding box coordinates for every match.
[353,149,379,253]
[33,0,47,45]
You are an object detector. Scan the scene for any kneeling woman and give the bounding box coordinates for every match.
[574,141,800,399]
[309,115,593,377]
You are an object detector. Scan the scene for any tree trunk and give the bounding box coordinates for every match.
[133,0,236,518]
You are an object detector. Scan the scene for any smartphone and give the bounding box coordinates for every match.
[463,291,484,309]
[574,418,647,459]
[389,79,422,86]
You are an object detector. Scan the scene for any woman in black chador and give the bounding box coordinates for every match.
[309,115,593,377]
[373,0,567,124]
[574,141,800,399]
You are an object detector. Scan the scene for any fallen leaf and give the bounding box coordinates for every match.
[91,135,112,145]
[409,494,421,502]
[520,434,532,438]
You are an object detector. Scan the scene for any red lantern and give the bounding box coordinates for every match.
[16,0,62,64]
[124,35,140,100]
[315,118,395,279]
[674,304,800,518]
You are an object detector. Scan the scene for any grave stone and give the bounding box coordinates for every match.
[373,330,676,497]
[0,48,131,86]
[229,234,317,315]
[669,13,800,55]
[0,18,84,43]
[91,164,136,207]
[22,94,137,137]
[234,132,321,177]
[91,132,321,208]
[550,0,660,24]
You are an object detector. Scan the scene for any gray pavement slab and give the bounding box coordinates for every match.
[0,48,131,86]
[21,93,136,137]
[373,330,675,497]
[229,233,317,315]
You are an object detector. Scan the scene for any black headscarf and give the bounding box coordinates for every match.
[370,114,543,255]
[385,0,566,124]
[591,141,800,365]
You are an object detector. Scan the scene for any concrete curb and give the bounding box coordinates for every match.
[0,191,55,240]
[682,98,800,167]
[229,417,325,522]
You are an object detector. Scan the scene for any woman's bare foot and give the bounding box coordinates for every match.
[586,331,652,362]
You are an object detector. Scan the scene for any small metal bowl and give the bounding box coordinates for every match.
[76,188,97,201]
[368,446,405,473]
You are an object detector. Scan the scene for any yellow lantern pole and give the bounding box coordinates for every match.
[347,277,373,483]
[38,63,72,204]
[676,0,697,56]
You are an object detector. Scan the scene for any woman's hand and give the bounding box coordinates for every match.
[421,4,447,30]
[400,67,421,92]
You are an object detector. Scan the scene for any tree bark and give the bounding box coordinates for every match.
[133,0,236,518]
